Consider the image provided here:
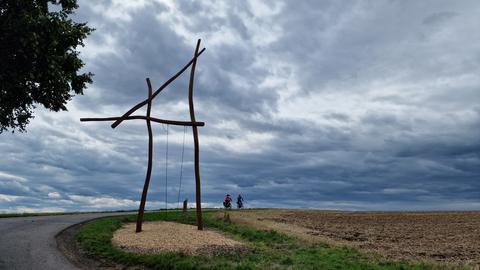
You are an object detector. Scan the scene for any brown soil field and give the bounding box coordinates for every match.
[228,209,480,268]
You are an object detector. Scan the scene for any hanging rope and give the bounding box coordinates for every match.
[165,124,169,216]
[177,126,187,208]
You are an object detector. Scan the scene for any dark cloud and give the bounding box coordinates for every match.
[422,11,458,25]
[1,0,479,213]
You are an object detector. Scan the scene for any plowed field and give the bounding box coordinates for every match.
[229,210,480,267]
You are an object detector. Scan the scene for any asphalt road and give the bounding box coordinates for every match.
[0,212,134,270]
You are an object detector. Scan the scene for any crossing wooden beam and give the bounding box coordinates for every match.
[110,48,206,129]
[80,116,205,127]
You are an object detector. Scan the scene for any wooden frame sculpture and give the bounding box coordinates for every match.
[80,39,206,232]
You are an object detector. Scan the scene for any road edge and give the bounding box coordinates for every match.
[55,217,129,270]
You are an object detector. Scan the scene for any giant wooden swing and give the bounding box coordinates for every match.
[80,39,205,232]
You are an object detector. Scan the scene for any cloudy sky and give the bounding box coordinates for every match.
[1,0,480,213]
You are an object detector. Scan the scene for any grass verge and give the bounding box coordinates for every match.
[76,210,461,270]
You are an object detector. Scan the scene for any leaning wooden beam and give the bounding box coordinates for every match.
[110,48,206,129]
[80,116,205,127]
[136,78,154,233]
[188,39,203,230]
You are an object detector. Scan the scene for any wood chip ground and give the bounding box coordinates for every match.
[112,221,246,256]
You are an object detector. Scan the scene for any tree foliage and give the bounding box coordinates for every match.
[0,0,93,133]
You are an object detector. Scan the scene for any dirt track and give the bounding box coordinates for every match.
[228,210,480,268]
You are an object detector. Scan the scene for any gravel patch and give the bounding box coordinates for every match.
[112,221,246,256]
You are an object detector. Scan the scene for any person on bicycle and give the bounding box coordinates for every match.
[223,194,232,209]
[237,194,244,209]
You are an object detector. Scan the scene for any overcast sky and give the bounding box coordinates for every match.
[1,0,479,213]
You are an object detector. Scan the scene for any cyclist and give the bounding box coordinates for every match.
[223,194,232,209]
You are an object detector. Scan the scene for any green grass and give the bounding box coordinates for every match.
[76,210,460,270]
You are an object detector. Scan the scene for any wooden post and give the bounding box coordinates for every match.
[188,39,203,230]
[80,40,206,233]
[136,78,154,233]
[183,199,188,214]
